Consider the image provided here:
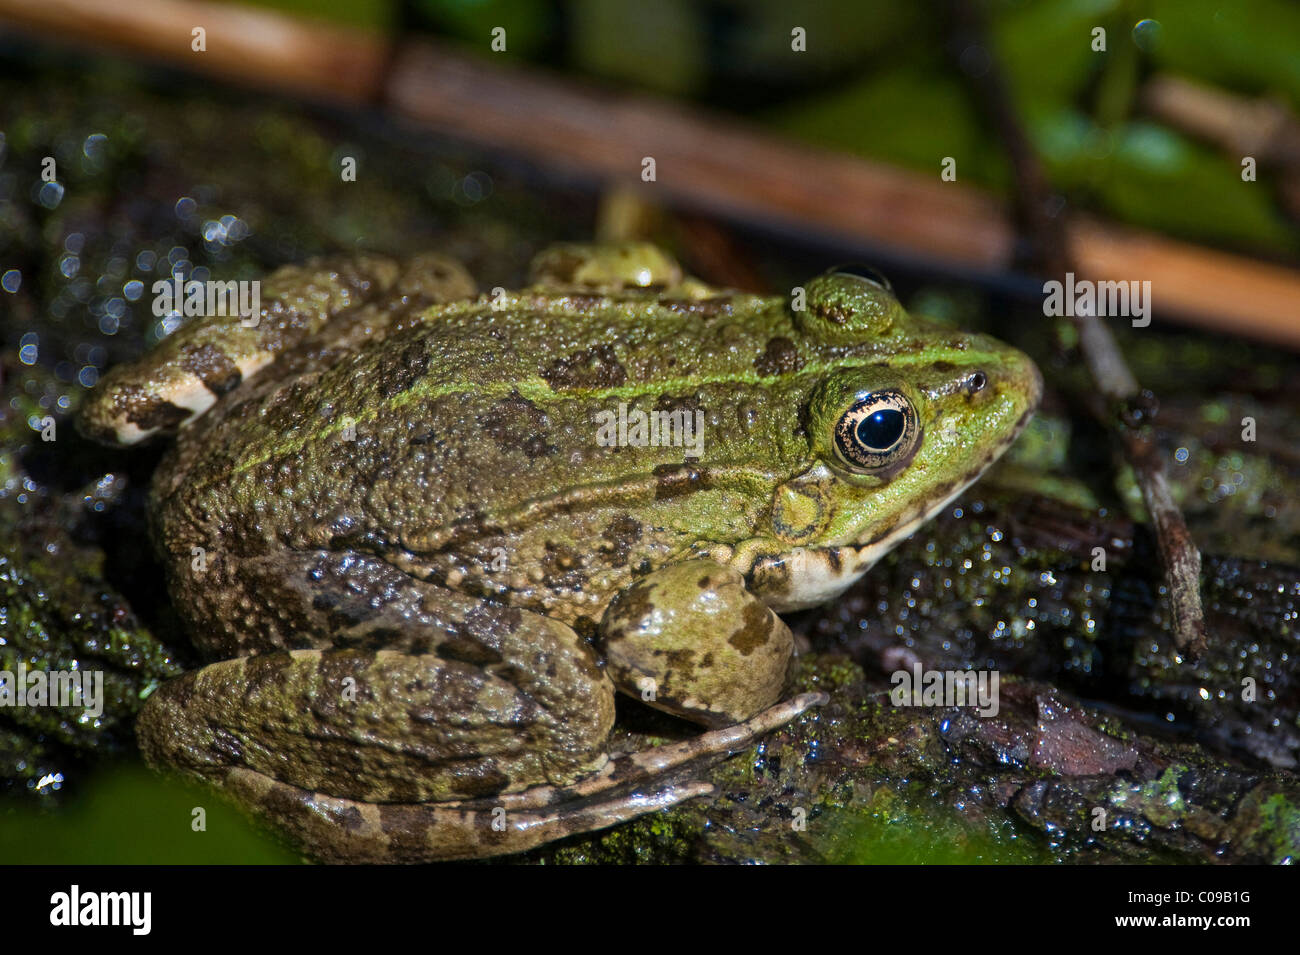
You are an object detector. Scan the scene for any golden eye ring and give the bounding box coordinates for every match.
[832,390,919,473]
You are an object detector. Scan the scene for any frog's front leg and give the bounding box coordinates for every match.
[599,559,798,727]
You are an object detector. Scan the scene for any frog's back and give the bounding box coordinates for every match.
[152,288,828,625]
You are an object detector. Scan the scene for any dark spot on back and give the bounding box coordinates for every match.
[600,513,643,566]
[654,393,703,415]
[540,344,626,390]
[480,389,556,457]
[180,343,243,395]
[378,340,431,397]
[754,336,804,377]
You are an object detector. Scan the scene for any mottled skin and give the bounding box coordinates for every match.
[79,243,1041,862]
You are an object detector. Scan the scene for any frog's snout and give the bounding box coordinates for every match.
[996,347,1044,436]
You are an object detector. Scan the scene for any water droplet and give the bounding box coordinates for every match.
[38,181,64,209]
[1132,18,1162,52]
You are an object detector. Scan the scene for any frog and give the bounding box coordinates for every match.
[78,241,1042,862]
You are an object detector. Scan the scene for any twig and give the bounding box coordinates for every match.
[1143,73,1300,169]
[1143,73,1300,221]
[0,0,389,102]
[948,0,1207,658]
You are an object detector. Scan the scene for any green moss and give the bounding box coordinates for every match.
[1254,793,1300,864]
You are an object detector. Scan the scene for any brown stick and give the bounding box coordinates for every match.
[949,0,1206,658]
[1143,73,1300,169]
[1,0,1297,352]
[0,0,389,102]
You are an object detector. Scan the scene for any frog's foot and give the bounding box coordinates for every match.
[216,692,825,863]
[528,241,683,290]
[490,691,828,810]
[221,766,714,863]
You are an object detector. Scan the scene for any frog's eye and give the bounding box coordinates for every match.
[832,390,919,472]
[798,267,902,343]
[827,264,893,292]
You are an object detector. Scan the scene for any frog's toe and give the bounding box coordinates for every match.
[528,241,683,290]
[78,343,268,445]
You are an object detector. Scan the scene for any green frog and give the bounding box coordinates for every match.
[79,242,1041,862]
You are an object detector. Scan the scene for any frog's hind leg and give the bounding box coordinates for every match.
[137,553,621,799]
[78,254,474,446]
[139,549,825,862]
[216,692,824,863]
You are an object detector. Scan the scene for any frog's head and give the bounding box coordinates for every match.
[745,267,1042,611]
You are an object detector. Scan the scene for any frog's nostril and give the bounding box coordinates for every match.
[964,371,987,395]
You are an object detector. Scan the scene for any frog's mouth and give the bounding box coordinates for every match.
[754,470,984,613]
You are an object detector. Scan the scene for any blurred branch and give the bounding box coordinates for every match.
[0,0,1298,353]
[0,0,389,102]
[1143,73,1300,168]
[1144,73,1300,220]
[948,0,1206,659]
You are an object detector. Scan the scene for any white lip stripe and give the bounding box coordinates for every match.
[762,469,986,613]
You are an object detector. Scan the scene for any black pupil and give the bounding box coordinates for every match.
[856,409,905,450]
